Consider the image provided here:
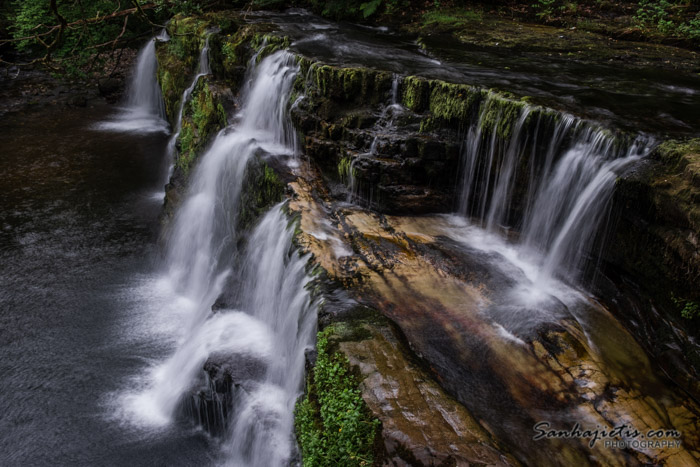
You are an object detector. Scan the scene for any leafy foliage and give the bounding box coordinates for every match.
[672,294,700,320]
[422,8,483,28]
[359,0,383,18]
[304,0,405,20]
[295,328,379,467]
[2,0,212,72]
[531,0,558,20]
[634,0,700,40]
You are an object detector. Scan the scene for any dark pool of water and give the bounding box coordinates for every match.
[0,104,214,466]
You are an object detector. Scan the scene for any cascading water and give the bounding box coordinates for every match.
[222,206,316,466]
[121,50,313,466]
[456,98,653,282]
[346,74,402,203]
[162,34,213,185]
[95,31,169,134]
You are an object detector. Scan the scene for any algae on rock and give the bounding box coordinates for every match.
[175,78,229,176]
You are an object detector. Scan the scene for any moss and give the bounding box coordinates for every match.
[190,80,218,139]
[655,139,700,171]
[156,14,215,125]
[651,138,700,232]
[401,76,430,112]
[174,79,228,176]
[216,102,228,127]
[295,326,380,467]
[252,33,290,62]
[422,8,484,31]
[478,92,530,140]
[338,156,355,184]
[310,64,392,104]
[176,120,197,175]
[237,159,286,232]
[428,80,482,123]
[209,23,279,88]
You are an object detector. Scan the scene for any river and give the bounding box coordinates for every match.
[0,103,217,465]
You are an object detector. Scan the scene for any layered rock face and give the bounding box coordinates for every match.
[155,11,700,466]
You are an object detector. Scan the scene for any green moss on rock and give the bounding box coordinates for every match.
[252,33,290,62]
[477,92,529,139]
[237,159,286,232]
[401,76,430,112]
[176,120,197,176]
[156,15,214,125]
[174,79,228,176]
[311,64,392,104]
[428,81,482,123]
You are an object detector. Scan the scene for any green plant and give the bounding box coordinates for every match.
[295,328,379,466]
[532,0,558,19]
[632,0,698,38]
[672,294,700,320]
[422,8,483,28]
[309,0,399,20]
[681,302,700,320]
[359,0,382,18]
[677,13,700,40]
[338,156,355,183]
[634,0,672,27]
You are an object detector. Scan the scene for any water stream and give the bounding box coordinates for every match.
[456,104,653,283]
[161,34,214,191]
[94,31,170,134]
[118,50,311,465]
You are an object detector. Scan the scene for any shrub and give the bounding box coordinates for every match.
[295,328,379,466]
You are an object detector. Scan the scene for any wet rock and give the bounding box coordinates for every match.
[97,77,122,101]
[204,351,267,390]
[288,170,700,466]
[184,352,268,435]
[331,316,518,466]
[67,95,87,107]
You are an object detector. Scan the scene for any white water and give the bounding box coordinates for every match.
[346,74,401,203]
[222,207,316,466]
[95,31,169,134]
[457,100,653,282]
[162,35,213,184]
[119,51,313,466]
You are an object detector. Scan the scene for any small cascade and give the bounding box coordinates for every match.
[222,206,316,467]
[122,52,309,467]
[164,35,213,173]
[346,74,402,203]
[457,97,653,282]
[95,31,169,133]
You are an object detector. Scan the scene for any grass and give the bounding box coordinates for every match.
[422,8,483,29]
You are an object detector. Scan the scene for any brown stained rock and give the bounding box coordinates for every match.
[338,321,518,466]
[288,165,700,466]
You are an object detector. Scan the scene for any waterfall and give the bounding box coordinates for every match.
[222,207,316,466]
[121,51,312,466]
[95,31,169,134]
[164,35,213,173]
[457,99,653,282]
[347,74,402,203]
